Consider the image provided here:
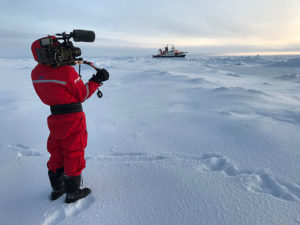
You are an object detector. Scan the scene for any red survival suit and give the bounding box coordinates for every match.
[31,39,100,177]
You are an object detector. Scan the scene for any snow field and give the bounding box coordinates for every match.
[0,55,300,224]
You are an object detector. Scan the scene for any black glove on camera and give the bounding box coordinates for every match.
[89,69,109,84]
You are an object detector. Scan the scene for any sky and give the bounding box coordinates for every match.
[1,0,300,57]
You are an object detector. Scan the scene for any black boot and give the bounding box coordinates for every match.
[48,167,65,200]
[64,175,91,203]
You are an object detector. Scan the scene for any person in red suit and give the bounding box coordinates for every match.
[31,36,109,203]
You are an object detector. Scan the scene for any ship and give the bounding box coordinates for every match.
[152,45,187,58]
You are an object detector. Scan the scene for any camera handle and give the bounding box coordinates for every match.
[82,60,104,99]
[76,59,103,99]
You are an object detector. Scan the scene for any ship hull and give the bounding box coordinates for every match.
[152,54,186,58]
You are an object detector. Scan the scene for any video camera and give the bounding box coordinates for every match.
[36,29,95,67]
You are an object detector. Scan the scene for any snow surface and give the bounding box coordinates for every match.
[0,55,300,225]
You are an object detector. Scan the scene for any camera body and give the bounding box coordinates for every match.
[35,30,95,67]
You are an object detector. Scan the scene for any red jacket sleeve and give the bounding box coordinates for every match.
[65,66,101,102]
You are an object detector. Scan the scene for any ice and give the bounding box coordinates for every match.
[0,55,300,225]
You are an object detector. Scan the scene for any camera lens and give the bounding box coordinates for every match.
[72,47,81,57]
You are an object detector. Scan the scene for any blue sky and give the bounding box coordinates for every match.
[1,0,300,57]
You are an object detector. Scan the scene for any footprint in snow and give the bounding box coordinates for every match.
[199,153,240,177]
[86,150,300,202]
[97,152,169,162]
[7,144,42,157]
[42,196,95,225]
[196,153,300,202]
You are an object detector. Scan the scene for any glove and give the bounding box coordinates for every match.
[89,69,109,84]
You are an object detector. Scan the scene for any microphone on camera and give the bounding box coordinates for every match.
[72,30,95,42]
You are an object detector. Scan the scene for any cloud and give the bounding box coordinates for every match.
[1,0,300,57]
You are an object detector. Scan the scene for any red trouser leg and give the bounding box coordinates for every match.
[47,112,87,176]
[61,118,87,176]
[47,134,64,172]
